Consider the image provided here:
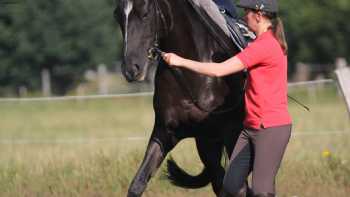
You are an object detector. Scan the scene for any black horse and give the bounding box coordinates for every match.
[115,0,247,196]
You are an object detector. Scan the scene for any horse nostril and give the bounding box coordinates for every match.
[124,64,141,81]
[133,64,141,73]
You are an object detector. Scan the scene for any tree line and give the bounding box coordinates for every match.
[0,0,349,96]
[0,0,120,95]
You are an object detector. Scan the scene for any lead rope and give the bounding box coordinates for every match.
[288,95,310,111]
[147,8,309,114]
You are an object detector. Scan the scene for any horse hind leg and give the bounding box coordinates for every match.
[195,137,226,196]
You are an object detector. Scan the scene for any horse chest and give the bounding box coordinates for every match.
[178,99,209,123]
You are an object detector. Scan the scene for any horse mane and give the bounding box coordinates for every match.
[188,0,231,37]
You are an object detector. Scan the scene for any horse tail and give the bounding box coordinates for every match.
[166,157,210,188]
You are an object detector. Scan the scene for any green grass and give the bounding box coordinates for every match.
[0,84,349,197]
[288,83,350,132]
[0,97,154,139]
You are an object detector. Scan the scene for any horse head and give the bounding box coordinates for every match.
[115,0,160,82]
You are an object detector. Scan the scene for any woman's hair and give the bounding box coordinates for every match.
[262,12,288,55]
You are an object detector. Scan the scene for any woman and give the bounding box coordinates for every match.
[162,0,291,197]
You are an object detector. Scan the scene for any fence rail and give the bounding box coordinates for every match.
[0,92,153,102]
[0,131,348,145]
[0,79,334,102]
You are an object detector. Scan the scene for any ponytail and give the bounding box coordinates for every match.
[271,17,288,55]
[263,12,288,55]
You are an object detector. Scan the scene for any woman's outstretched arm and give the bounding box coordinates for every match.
[162,53,245,77]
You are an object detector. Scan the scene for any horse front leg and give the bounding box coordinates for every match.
[127,128,178,197]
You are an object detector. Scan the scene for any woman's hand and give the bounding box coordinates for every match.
[162,53,185,67]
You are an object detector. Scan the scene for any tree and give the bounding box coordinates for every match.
[280,0,350,65]
[0,0,122,95]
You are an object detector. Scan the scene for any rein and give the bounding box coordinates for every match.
[147,0,245,115]
[147,0,167,60]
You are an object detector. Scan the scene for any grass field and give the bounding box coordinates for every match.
[0,83,349,197]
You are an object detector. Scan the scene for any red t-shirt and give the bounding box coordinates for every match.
[236,30,292,129]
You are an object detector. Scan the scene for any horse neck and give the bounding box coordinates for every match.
[159,0,222,61]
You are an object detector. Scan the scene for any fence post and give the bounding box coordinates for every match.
[334,57,350,117]
[41,68,51,97]
[18,86,28,98]
[292,62,311,82]
[98,64,108,95]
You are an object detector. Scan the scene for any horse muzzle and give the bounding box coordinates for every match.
[122,62,148,82]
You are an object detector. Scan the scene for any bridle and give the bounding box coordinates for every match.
[147,0,246,115]
[147,0,167,60]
